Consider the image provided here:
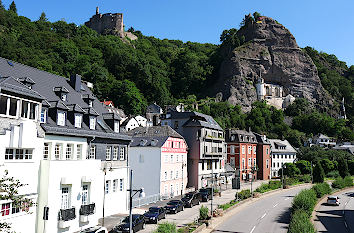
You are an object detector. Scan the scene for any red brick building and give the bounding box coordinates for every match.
[255,133,271,180]
[226,129,257,182]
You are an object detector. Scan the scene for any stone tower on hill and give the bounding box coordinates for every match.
[85,7,124,37]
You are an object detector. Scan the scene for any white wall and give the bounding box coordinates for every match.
[271,153,296,177]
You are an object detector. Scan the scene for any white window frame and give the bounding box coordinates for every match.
[82,184,89,205]
[40,108,47,123]
[89,116,96,130]
[242,146,245,154]
[61,186,70,209]
[164,171,168,180]
[105,180,110,194]
[114,121,119,133]
[119,147,125,160]
[55,144,61,160]
[106,147,111,160]
[74,113,82,128]
[76,144,82,160]
[65,144,73,160]
[248,158,252,167]
[119,179,124,191]
[112,180,118,192]
[88,145,95,159]
[43,143,50,160]
[113,147,118,160]
[230,145,235,154]
[57,111,66,126]
[248,146,252,154]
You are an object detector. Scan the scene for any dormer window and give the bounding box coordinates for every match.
[89,100,93,107]
[89,116,96,130]
[114,121,119,133]
[40,108,47,123]
[61,93,67,102]
[57,110,66,126]
[74,113,82,128]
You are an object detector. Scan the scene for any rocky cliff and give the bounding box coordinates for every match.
[214,15,334,112]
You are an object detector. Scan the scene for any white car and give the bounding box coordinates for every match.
[327,196,340,206]
[79,226,108,233]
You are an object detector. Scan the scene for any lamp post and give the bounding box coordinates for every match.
[281,164,287,188]
[250,165,258,197]
[128,169,145,233]
[181,161,187,195]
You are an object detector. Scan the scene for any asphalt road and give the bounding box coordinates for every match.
[212,185,311,233]
[315,188,354,233]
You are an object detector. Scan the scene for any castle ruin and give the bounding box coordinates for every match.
[85,7,125,37]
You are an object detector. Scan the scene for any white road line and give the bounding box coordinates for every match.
[285,197,289,200]
[273,204,278,208]
[343,210,345,214]
[261,213,267,219]
[345,202,348,205]
[250,225,256,233]
[345,221,348,228]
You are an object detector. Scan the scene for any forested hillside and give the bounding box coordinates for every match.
[0,4,352,143]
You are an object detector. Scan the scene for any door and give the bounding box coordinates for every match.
[61,187,70,209]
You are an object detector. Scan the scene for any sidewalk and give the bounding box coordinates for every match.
[99,179,268,232]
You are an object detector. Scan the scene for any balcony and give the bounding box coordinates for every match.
[80,203,95,216]
[58,207,76,228]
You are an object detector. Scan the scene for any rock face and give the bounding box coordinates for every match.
[215,16,333,112]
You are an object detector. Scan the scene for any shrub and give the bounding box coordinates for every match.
[236,189,251,200]
[214,188,219,193]
[313,183,331,198]
[255,181,282,193]
[344,176,353,187]
[338,157,350,178]
[313,161,325,183]
[296,160,311,174]
[326,170,340,178]
[291,188,317,216]
[155,222,177,233]
[286,177,299,186]
[288,209,316,233]
[332,177,345,189]
[199,205,209,220]
[268,180,282,189]
[299,174,311,183]
[218,200,238,210]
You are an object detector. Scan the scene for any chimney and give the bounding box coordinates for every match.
[70,74,82,92]
[96,7,99,15]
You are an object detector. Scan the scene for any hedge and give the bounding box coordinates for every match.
[313,183,331,198]
[236,189,251,200]
[288,209,316,233]
[332,176,353,189]
[291,188,317,216]
[155,222,177,233]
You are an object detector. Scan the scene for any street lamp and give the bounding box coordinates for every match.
[127,169,145,233]
[250,165,258,197]
[281,164,287,189]
[181,162,187,195]
[102,164,113,227]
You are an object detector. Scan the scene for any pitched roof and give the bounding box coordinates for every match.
[226,129,257,143]
[0,76,44,100]
[268,139,296,153]
[165,111,223,130]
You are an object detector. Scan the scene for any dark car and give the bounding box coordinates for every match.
[181,192,202,207]
[143,207,166,223]
[164,200,184,214]
[110,214,145,233]
[199,188,212,202]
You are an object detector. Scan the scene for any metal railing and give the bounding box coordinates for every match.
[132,194,161,208]
[79,203,95,216]
[58,207,76,221]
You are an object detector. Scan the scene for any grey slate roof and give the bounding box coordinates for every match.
[147,103,162,114]
[0,57,131,141]
[225,129,257,143]
[128,126,185,147]
[268,139,296,153]
[166,111,223,130]
[254,133,271,145]
[0,76,44,100]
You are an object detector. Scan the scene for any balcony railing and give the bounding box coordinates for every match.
[80,203,95,216]
[58,207,76,221]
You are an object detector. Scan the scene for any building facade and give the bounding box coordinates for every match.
[254,133,271,180]
[0,57,131,233]
[161,111,226,189]
[226,129,258,181]
[269,139,297,177]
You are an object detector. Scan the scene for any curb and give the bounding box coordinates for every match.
[194,183,311,233]
[311,186,354,227]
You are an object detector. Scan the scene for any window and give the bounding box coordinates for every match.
[277,162,279,167]
[202,161,205,170]
[253,158,256,166]
[176,170,179,179]
[266,159,269,168]
[43,143,50,160]
[76,144,82,160]
[164,172,168,180]
[139,154,144,163]
[207,160,212,170]
[113,147,118,160]
[120,147,125,160]
[242,146,245,154]
[170,155,174,163]
[65,144,73,160]
[11,202,20,214]
[106,147,111,160]
[242,158,245,169]
[1,203,10,216]
[89,116,96,130]
[15,149,24,159]
[57,111,66,126]
[105,180,110,194]
[273,162,275,167]
[165,154,168,163]
[21,101,29,118]
[230,145,235,154]
[215,161,217,169]
[4,148,32,160]
[25,149,32,159]
[0,95,7,115]
[266,148,269,155]
[29,102,36,120]
[74,114,82,128]
[281,155,283,159]
[248,158,252,166]
[5,149,13,160]
[285,155,287,159]
[55,144,61,160]
[248,146,252,154]
[170,171,173,180]
[113,180,118,192]
[88,146,95,159]
[88,100,93,108]
[82,184,89,205]
[119,179,124,191]
[114,121,119,133]
[176,155,179,162]
[61,187,70,209]
[277,155,279,159]
[40,109,47,123]
[253,146,256,154]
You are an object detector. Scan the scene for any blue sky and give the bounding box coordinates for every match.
[3,0,354,66]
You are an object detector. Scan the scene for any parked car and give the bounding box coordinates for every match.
[143,206,166,223]
[164,200,184,214]
[199,188,212,202]
[181,192,202,207]
[80,226,108,233]
[327,196,340,206]
[111,214,145,233]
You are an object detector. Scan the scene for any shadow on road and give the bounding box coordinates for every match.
[316,209,353,233]
[212,230,240,233]
[275,207,291,230]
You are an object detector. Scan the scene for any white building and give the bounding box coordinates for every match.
[269,139,297,177]
[307,134,336,149]
[128,126,188,205]
[121,115,148,131]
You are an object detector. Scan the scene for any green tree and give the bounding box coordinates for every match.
[284,163,301,177]
[38,12,48,22]
[253,12,261,21]
[320,159,334,175]
[8,1,16,14]
[313,161,325,183]
[296,160,311,174]
[0,0,4,10]
[348,160,354,175]
[338,157,350,178]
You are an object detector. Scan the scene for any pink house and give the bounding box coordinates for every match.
[128,126,188,201]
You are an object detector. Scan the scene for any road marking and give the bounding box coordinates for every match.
[273,204,278,208]
[345,202,348,205]
[261,213,267,219]
[250,226,256,233]
[285,197,289,200]
[345,221,348,228]
[343,210,345,214]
